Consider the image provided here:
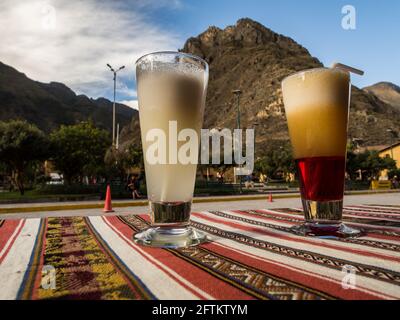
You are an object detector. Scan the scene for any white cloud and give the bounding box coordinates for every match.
[119,99,138,110]
[0,0,181,98]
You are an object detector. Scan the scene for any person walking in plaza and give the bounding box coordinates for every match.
[128,174,141,199]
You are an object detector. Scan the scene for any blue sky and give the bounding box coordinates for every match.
[1,0,399,108]
[151,0,400,88]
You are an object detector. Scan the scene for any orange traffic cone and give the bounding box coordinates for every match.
[103,185,114,213]
[268,193,273,203]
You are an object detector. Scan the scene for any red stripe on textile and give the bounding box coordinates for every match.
[104,216,252,300]
[0,220,25,264]
[0,220,21,251]
[192,212,400,263]
[206,242,390,300]
[140,215,151,222]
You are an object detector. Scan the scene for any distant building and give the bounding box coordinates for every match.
[376,142,400,183]
[379,142,400,169]
[353,143,399,183]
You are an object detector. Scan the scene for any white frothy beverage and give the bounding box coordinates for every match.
[137,71,206,207]
[134,52,209,247]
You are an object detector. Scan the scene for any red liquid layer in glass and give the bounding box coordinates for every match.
[296,156,345,201]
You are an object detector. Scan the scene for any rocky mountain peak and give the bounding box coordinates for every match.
[0,61,135,132]
[198,18,276,46]
[183,18,310,60]
[179,18,400,150]
[364,81,400,110]
[365,82,400,93]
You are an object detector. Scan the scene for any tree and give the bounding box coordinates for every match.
[254,145,295,180]
[388,168,400,179]
[104,143,144,181]
[0,120,50,194]
[126,143,144,170]
[50,122,111,183]
[347,150,397,180]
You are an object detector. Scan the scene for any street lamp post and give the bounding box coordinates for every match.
[253,121,260,183]
[116,123,120,150]
[232,89,242,193]
[253,120,259,157]
[107,64,125,147]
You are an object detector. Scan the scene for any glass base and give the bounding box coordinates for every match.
[290,222,364,239]
[133,226,209,248]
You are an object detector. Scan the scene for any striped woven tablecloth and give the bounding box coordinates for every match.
[0,204,399,300]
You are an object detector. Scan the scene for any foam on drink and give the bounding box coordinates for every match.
[282,68,350,159]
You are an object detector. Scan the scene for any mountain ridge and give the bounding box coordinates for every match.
[363,82,400,111]
[0,61,136,133]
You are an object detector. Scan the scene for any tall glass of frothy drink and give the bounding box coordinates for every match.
[134,52,209,248]
[282,68,362,238]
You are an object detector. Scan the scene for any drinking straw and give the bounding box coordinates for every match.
[331,62,364,75]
